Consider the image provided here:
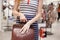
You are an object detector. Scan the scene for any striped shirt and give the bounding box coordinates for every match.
[19,0,38,15]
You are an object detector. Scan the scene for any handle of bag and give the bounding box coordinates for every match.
[20,22,27,24]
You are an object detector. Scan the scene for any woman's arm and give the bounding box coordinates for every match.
[12,0,27,22]
[27,0,43,25]
[12,0,23,18]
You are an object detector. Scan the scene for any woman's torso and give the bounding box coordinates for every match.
[18,0,38,15]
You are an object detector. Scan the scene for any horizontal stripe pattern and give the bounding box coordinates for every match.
[19,0,38,15]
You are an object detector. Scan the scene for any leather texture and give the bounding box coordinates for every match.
[11,23,34,40]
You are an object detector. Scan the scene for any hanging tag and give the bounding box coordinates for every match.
[27,0,30,5]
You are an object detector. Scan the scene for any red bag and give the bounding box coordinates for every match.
[11,23,34,40]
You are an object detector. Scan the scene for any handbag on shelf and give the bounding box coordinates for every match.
[11,22,34,40]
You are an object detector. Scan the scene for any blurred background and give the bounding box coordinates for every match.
[0,0,60,40]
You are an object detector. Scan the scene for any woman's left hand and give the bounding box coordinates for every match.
[20,22,31,34]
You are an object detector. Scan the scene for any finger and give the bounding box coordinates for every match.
[26,28,29,32]
[26,29,29,33]
[23,19,26,22]
[20,19,23,22]
[21,28,27,34]
[26,19,27,22]
[23,18,27,22]
[20,19,26,22]
[19,27,24,33]
[27,25,30,32]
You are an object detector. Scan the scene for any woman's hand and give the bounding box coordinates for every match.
[20,13,27,22]
[20,22,31,34]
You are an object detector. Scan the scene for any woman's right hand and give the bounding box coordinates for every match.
[20,13,27,22]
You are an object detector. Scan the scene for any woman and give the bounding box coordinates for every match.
[46,3,56,35]
[57,4,60,21]
[12,0,43,40]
